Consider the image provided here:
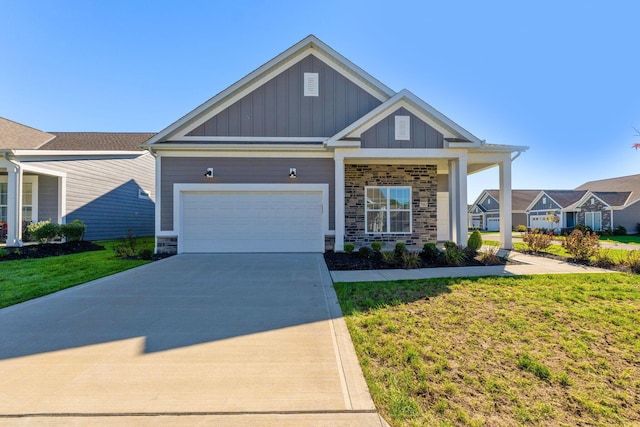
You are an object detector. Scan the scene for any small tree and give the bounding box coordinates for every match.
[522,229,552,253]
[562,229,600,261]
[544,210,560,233]
[467,229,483,252]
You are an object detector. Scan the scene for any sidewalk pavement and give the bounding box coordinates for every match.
[330,248,613,283]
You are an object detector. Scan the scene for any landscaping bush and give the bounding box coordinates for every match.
[113,229,138,258]
[562,229,600,261]
[399,251,421,269]
[137,248,154,260]
[422,242,440,260]
[27,220,60,243]
[371,241,383,252]
[612,225,627,236]
[480,246,502,265]
[515,224,527,232]
[443,241,467,266]
[60,219,86,241]
[467,229,483,252]
[625,250,640,273]
[522,229,553,253]
[358,246,373,259]
[574,223,593,234]
[593,249,615,268]
[343,243,355,254]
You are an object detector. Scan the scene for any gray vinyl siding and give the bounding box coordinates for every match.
[187,55,381,138]
[512,212,527,228]
[479,195,498,212]
[26,153,155,240]
[361,107,444,149]
[530,197,560,211]
[160,157,335,231]
[37,174,58,222]
[612,203,640,233]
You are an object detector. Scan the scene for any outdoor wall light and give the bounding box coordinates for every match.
[289,168,297,178]
[204,168,214,178]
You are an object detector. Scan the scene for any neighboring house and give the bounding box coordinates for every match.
[574,174,640,232]
[468,189,539,231]
[525,190,586,231]
[142,35,527,254]
[0,117,156,246]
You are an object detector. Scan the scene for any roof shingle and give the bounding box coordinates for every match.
[40,132,156,151]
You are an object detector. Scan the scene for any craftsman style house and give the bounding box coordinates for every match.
[143,35,527,253]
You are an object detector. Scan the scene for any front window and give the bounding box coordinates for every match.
[22,182,33,222]
[585,211,602,231]
[365,186,411,233]
[0,183,7,222]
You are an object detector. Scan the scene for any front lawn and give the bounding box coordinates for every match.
[600,235,640,245]
[0,238,154,309]
[335,274,640,426]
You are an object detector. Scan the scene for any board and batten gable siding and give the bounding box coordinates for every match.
[530,196,560,212]
[28,154,155,240]
[186,55,381,138]
[37,174,58,222]
[360,107,444,149]
[160,157,335,232]
[479,194,498,212]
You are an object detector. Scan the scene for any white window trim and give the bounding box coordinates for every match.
[0,175,38,223]
[395,115,410,140]
[585,211,602,231]
[365,186,412,234]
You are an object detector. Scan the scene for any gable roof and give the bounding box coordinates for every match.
[527,190,587,210]
[327,89,483,147]
[0,117,55,150]
[39,132,155,151]
[144,35,396,146]
[485,189,540,211]
[576,173,640,205]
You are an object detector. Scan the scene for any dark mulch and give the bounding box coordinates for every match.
[0,241,104,262]
[323,251,506,271]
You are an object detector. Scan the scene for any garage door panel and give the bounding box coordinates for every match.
[180,191,324,253]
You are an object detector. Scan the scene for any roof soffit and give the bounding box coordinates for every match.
[146,35,395,145]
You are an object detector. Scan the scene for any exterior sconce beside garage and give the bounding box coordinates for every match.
[289,168,297,179]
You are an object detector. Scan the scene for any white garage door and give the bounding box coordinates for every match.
[180,190,324,253]
[487,217,500,231]
[529,215,548,230]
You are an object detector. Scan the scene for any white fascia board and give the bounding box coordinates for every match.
[574,191,612,209]
[524,191,548,212]
[155,149,334,158]
[172,136,328,143]
[340,148,468,160]
[18,163,67,177]
[145,36,395,146]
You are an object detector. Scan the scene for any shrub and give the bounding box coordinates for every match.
[0,248,8,258]
[358,246,373,259]
[113,229,138,258]
[27,220,60,243]
[399,251,421,269]
[138,248,154,260]
[562,229,600,261]
[522,230,552,253]
[422,242,440,260]
[612,225,627,236]
[625,250,640,273]
[467,229,483,252]
[381,250,396,264]
[574,223,593,234]
[394,242,408,258]
[515,224,528,232]
[443,241,467,266]
[593,249,615,268]
[480,246,502,265]
[371,241,383,252]
[343,243,355,254]
[60,219,86,241]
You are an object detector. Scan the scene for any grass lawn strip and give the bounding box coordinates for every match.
[335,274,640,426]
[0,238,154,309]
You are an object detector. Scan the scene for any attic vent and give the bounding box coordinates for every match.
[395,115,410,140]
[542,197,547,205]
[304,73,319,96]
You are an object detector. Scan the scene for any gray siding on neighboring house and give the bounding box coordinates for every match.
[612,203,640,233]
[361,107,444,149]
[160,157,335,231]
[37,174,58,222]
[479,194,498,211]
[530,197,560,211]
[187,55,381,138]
[513,212,527,228]
[28,153,155,240]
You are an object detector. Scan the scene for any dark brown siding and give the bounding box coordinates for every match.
[160,157,335,231]
[187,55,381,138]
[361,107,444,149]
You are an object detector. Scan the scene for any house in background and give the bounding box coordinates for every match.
[468,189,539,231]
[143,35,527,254]
[525,190,586,231]
[0,117,156,246]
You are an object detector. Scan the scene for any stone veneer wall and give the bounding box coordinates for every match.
[577,198,612,230]
[344,164,437,247]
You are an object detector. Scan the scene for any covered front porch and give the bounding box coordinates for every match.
[0,158,66,246]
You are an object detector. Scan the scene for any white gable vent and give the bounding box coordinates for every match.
[304,73,319,96]
[395,115,410,140]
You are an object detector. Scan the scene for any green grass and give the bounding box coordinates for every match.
[0,238,154,309]
[335,274,640,426]
[600,235,640,245]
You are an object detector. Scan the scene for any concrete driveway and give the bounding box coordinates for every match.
[0,254,385,426]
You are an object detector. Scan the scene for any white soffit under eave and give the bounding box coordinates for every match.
[144,35,395,145]
[327,89,483,146]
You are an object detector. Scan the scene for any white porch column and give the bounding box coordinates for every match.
[334,153,345,251]
[6,162,23,247]
[499,156,513,249]
[456,155,468,246]
[448,160,458,243]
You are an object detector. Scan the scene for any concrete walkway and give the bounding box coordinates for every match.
[330,249,613,282]
[0,254,388,427]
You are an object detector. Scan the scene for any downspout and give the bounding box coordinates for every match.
[511,151,522,162]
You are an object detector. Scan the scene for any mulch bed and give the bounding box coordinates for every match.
[0,241,104,262]
[324,250,512,271]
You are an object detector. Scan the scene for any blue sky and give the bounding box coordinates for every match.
[2,1,639,202]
